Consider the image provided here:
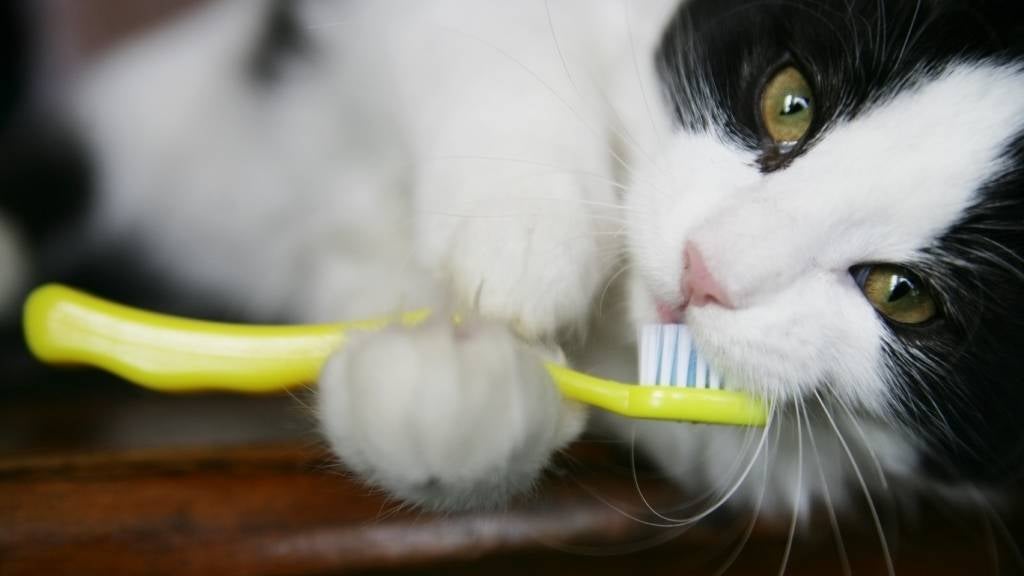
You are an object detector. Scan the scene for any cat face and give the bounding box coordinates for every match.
[626,0,1024,482]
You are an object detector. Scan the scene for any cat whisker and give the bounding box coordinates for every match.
[645,410,767,523]
[518,189,634,209]
[374,499,409,522]
[544,0,666,182]
[978,497,1003,575]
[968,486,1024,574]
[894,0,923,69]
[777,397,804,576]
[710,453,769,576]
[413,207,632,232]
[693,398,779,526]
[832,398,889,490]
[284,385,313,413]
[627,416,758,528]
[420,154,664,202]
[815,390,895,576]
[523,177,633,197]
[840,0,863,69]
[621,0,670,181]
[561,428,693,531]
[575,433,702,529]
[801,400,853,576]
[876,0,889,67]
[629,427,686,526]
[598,261,632,316]
[621,398,777,529]
[886,350,968,452]
[302,15,653,184]
[433,24,648,188]
[965,236,1024,281]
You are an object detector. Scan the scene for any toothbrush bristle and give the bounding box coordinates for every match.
[639,325,725,389]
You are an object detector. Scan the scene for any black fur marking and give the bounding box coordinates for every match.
[247,0,310,85]
[898,131,1024,483]
[658,0,1024,484]
[658,0,1024,172]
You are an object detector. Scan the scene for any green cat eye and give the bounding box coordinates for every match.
[760,66,814,146]
[855,265,937,326]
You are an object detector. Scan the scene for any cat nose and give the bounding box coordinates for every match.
[684,242,733,309]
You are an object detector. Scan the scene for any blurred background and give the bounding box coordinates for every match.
[1,0,215,314]
[0,0,313,456]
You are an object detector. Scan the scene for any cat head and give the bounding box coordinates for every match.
[626,0,1024,482]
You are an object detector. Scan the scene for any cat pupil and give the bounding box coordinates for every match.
[888,277,913,302]
[780,94,809,116]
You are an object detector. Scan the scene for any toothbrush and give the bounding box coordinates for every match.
[22,284,767,426]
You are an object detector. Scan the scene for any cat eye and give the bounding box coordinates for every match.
[853,265,937,326]
[759,66,814,149]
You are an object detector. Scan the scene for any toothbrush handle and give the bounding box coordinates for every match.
[23,284,419,393]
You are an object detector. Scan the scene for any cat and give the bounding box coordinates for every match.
[5,0,1024,524]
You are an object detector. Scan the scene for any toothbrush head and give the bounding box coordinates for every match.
[639,324,726,389]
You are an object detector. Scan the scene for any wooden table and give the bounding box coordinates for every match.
[1,336,1022,575]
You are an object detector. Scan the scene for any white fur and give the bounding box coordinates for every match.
[71,0,1024,515]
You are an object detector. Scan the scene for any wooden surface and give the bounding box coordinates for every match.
[3,440,1021,575]
[2,342,1022,575]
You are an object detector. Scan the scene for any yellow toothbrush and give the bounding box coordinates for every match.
[22,284,767,426]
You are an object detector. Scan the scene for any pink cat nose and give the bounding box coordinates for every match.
[683,242,733,309]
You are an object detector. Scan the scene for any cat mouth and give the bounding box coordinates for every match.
[656,300,686,323]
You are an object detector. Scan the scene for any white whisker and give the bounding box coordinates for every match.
[598,261,632,316]
[623,399,777,528]
[833,398,889,490]
[801,401,852,576]
[710,454,769,576]
[432,24,646,185]
[777,399,804,576]
[968,486,1024,573]
[815,391,895,576]
[544,0,664,178]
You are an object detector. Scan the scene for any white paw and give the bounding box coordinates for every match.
[317,317,587,510]
[443,174,614,339]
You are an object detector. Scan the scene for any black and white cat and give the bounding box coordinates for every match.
[4,0,1024,519]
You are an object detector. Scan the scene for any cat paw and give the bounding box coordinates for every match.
[317,317,586,510]
[443,175,614,339]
